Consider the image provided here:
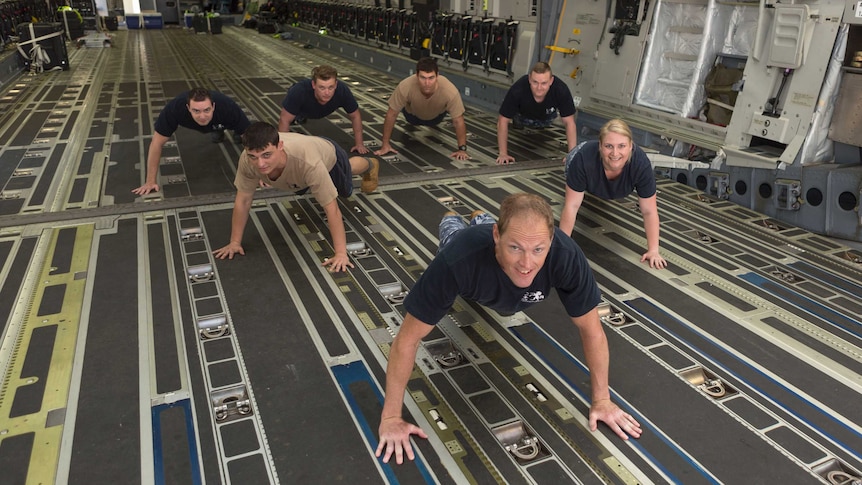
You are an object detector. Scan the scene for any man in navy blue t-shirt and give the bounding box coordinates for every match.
[132,88,250,195]
[496,62,578,165]
[560,119,667,269]
[375,193,642,465]
[277,65,369,154]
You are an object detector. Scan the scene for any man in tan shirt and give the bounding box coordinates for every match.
[374,57,470,161]
[213,122,379,272]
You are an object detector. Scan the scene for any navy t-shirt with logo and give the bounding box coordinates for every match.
[404,224,600,325]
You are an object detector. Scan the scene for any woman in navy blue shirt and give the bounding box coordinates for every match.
[560,119,667,269]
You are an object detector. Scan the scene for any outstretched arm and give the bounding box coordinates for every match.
[347,109,369,154]
[561,114,578,153]
[277,107,295,133]
[558,186,585,236]
[213,190,254,259]
[496,115,515,165]
[320,198,354,272]
[376,313,433,464]
[132,132,171,195]
[374,108,399,156]
[571,308,642,440]
[449,115,468,160]
[638,195,667,269]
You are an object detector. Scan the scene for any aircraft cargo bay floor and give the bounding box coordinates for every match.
[0,26,860,484]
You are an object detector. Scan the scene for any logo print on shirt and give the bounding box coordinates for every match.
[521,291,545,303]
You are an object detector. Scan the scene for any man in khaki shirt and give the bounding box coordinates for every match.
[374,57,470,161]
[213,122,379,272]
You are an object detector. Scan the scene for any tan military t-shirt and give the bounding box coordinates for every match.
[235,133,339,207]
[388,74,466,121]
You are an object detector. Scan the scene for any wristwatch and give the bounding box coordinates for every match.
[458,144,467,152]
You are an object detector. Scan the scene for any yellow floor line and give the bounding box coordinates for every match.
[0,224,93,485]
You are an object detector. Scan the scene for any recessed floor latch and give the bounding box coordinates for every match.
[435,350,463,368]
[197,314,229,339]
[437,195,461,208]
[680,366,735,399]
[769,267,802,283]
[493,421,545,463]
[506,435,541,460]
[347,241,373,257]
[826,470,862,485]
[812,458,862,484]
[840,250,861,264]
[597,302,629,326]
[426,340,465,368]
[698,378,727,398]
[378,282,407,303]
[181,227,203,241]
[211,385,252,422]
[188,264,214,282]
[689,230,717,244]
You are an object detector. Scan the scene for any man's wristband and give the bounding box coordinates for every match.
[458,144,467,152]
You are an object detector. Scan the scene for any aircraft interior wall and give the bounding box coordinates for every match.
[284,0,862,242]
[1,6,862,484]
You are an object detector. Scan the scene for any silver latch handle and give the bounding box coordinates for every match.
[699,378,727,398]
[435,351,463,368]
[507,436,540,460]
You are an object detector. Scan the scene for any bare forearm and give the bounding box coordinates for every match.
[381,111,397,145]
[229,196,252,244]
[144,143,163,185]
[559,204,579,236]
[643,212,661,252]
[564,118,578,152]
[560,189,585,236]
[382,334,420,418]
[326,205,348,256]
[454,117,467,146]
[278,108,294,132]
[581,328,611,402]
[350,111,365,147]
[497,117,509,155]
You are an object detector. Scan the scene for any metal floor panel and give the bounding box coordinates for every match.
[0,27,860,485]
